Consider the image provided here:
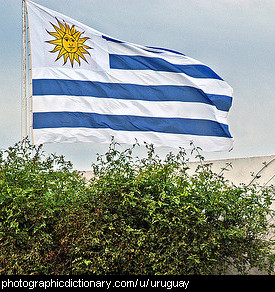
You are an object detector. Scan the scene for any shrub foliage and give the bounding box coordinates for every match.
[0,139,274,274]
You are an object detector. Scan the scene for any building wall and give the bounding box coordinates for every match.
[187,155,275,187]
[84,155,275,186]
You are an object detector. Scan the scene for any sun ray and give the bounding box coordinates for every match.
[78,37,90,44]
[47,39,62,46]
[75,50,86,61]
[63,53,69,65]
[56,18,66,32]
[50,46,62,53]
[69,53,74,67]
[46,18,92,67]
[50,23,65,38]
[74,54,80,64]
[65,23,71,35]
[71,25,76,35]
[79,47,90,56]
[56,47,67,60]
[47,31,61,39]
[81,44,92,51]
[73,31,82,41]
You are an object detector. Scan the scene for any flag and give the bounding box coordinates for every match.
[26,0,234,151]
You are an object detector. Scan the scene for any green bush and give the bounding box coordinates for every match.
[0,139,274,275]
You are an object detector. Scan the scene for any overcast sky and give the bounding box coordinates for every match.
[0,0,274,170]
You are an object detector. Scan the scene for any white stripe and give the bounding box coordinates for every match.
[33,127,234,151]
[33,67,233,96]
[33,95,228,124]
[108,42,204,65]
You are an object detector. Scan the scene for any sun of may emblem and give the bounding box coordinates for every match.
[46,18,92,67]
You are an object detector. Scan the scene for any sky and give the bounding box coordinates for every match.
[0,0,274,170]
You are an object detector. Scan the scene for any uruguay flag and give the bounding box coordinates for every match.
[26,0,234,151]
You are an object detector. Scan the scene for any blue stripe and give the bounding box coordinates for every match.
[101,35,185,55]
[146,46,185,56]
[109,54,223,80]
[33,79,232,111]
[102,35,123,43]
[33,112,232,138]
[207,94,233,113]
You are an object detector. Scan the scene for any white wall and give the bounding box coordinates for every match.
[83,155,275,187]
[187,155,275,187]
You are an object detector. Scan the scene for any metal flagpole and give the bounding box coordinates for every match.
[22,0,28,142]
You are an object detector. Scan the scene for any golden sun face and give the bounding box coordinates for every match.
[46,18,92,67]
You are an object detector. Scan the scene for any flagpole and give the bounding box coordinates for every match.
[26,5,34,145]
[22,0,28,143]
